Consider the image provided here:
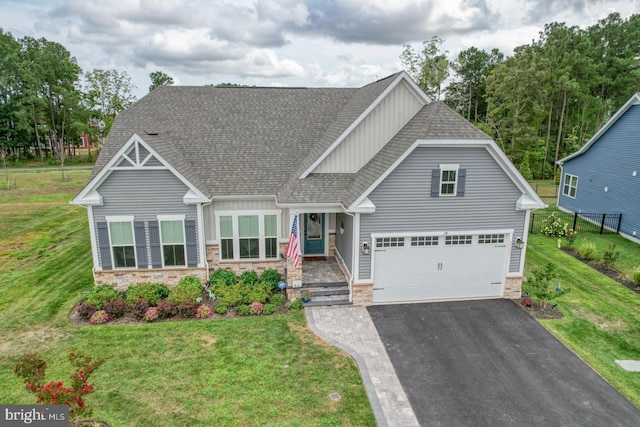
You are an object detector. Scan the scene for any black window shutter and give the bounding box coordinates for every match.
[96,221,112,270]
[148,220,162,268]
[185,219,198,267]
[456,169,467,197]
[134,221,148,268]
[431,169,440,197]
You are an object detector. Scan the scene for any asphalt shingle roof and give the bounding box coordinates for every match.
[90,74,491,205]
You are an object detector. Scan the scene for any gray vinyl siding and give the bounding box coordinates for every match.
[335,213,353,275]
[93,169,198,268]
[203,199,281,241]
[314,81,423,173]
[358,146,526,280]
[558,105,640,238]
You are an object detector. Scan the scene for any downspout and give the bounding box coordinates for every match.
[199,200,213,283]
[340,205,356,304]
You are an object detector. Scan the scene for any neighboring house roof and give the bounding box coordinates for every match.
[558,92,640,165]
[77,72,543,210]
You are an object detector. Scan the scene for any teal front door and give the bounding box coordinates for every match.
[304,213,324,254]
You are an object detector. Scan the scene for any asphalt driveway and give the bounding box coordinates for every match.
[368,299,640,427]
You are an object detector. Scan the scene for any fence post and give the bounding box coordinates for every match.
[600,214,606,234]
[530,213,535,233]
[616,214,622,234]
[573,212,578,230]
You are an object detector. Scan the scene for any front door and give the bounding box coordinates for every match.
[304,213,325,254]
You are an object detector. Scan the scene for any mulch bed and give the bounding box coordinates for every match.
[517,298,564,320]
[561,247,640,295]
[68,294,292,326]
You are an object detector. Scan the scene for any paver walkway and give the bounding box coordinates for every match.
[306,306,419,427]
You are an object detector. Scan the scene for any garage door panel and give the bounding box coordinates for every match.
[373,233,508,303]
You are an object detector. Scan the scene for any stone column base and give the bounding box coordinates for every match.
[504,276,523,299]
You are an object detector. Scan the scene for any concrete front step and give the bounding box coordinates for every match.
[303,299,352,307]
[300,281,351,307]
[301,281,349,288]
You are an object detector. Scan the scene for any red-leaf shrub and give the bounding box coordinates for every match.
[178,301,197,318]
[132,299,150,320]
[103,299,126,319]
[156,299,178,319]
[77,301,97,320]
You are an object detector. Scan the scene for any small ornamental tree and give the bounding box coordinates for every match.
[13,350,105,423]
[524,262,568,307]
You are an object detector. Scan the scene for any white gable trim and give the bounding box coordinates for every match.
[558,93,640,165]
[71,133,209,205]
[300,72,430,179]
[348,138,546,211]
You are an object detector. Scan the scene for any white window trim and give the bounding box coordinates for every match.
[563,174,578,199]
[215,211,281,262]
[106,217,137,269]
[439,163,460,197]
[158,217,187,268]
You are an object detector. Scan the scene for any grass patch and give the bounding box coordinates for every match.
[0,171,375,426]
[525,234,640,407]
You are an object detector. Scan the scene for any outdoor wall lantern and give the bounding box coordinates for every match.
[339,222,345,234]
[361,241,370,255]
[515,237,525,249]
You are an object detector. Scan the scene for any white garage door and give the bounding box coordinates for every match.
[372,232,509,303]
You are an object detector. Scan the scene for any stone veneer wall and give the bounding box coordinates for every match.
[94,268,207,291]
[352,282,373,306]
[504,276,523,299]
[206,242,288,277]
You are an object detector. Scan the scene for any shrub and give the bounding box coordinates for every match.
[214,303,228,315]
[196,304,213,319]
[249,301,264,315]
[86,284,121,309]
[89,310,110,325]
[564,227,579,246]
[577,242,598,260]
[143,307,159,322]
[601,244,620,270]
[77,301,97,320]
[210,269,237,287]
[263,303,277,315]
[168,277,203,305]
[260,269,283,291]
[241,282,271,305]
[103,299,126,319]
[214,283,244,307]
[156,299,178,319]
[541,213,568,237]
[288,299,303,311]
[132,299,150,320]
[632,267,640,287]
[240,270,259,285]
[125,282,169,307]
[235,304,252,316]
[269,293,286,306]
[523,262,568,307]
[178,302,197,318]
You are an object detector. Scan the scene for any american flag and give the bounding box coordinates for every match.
[286,215,300,267]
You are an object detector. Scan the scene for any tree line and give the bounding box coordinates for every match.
[0,29,175,172]
[402,12,640,180]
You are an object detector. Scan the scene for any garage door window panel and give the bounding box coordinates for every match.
[411,236,439,246]
[445,235,472,245]
[478,234,505,244]
[376,237,405,248]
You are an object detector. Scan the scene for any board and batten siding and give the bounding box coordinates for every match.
[558,105,640,238]
[358,146,527,280]
[313,80,423,174]
[203,199,282,241]
[335,213,354,275]
[93,169,198,268]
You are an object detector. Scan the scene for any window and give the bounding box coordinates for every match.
[478,234,505,244]
[411,236,439,246]
[441,169,457,195]
[109,221,136,268]
[218,213,280,261]
[445,235,472,245]
[376,237,405,248]
[563,174,578,198]
[160,220,186,266]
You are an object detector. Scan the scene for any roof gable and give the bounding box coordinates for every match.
[558,93,640,165]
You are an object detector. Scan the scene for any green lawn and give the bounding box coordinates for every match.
[0,171,375,426]
[524,233,640,407]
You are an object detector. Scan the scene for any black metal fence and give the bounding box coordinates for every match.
[530,212,622,235]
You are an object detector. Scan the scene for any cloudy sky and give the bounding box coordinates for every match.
[0,0,637,98]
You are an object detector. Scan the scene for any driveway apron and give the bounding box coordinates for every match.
[368,299,640,427]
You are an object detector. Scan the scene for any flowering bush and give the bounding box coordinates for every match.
[249,301,264,315]
[13,350,104,423]
[542,213,568,237]
[89,310,110,325]
[564,226,579,246]
[143,307,159,322]
[195,304,212,319]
